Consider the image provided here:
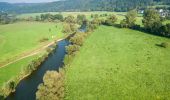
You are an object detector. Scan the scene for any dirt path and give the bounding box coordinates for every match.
[0,38,64,69]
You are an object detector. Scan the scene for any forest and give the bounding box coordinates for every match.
[0,0,170,13]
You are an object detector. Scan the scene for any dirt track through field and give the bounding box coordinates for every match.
[0,38,64,69]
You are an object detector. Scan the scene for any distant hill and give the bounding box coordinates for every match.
[0,0,169,13]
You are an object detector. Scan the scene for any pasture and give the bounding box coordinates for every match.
[0,54,41,87]
[0,22,63,65]
[65,26,170,99]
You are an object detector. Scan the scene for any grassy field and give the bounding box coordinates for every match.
[0,54,42,87]
[0,22,63,64]
[65,26,170,99]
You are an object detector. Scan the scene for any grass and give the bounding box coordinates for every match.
[17,11,143,25]
[65,26,170,100]
[0,21,63,64]
[0,54,41,87]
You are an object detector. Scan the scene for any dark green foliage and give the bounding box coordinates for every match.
[36,71,64,100]
[35,16,41,21]
[0,0,161,13]
[0,12,16,24]
[53,14,64,21]
[143,9,162,33]
[40,13,63,22]
[104,15,117,26]
[160,23,170,36]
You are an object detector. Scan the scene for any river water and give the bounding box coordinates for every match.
[7,40,69,100]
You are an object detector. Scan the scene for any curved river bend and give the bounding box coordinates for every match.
[7,40,69,100]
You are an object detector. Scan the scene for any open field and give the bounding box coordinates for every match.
[65,26,170,99]
[0,22,63,65]
[0,54,42,87]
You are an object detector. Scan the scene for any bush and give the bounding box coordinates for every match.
[36,71,64,100]
[160,42,169,48]
[69,33,85,46]
[0,89,5,100]
[66,45,80,55]
[104,15,117,26]
[2,79,17,96]
[39,38,49,43]
[160,24,170,36]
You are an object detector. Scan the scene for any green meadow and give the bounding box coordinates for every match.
[0,54,41,87]
[0,21,64,88]
[0,22,63,64]
[65,26,170,99]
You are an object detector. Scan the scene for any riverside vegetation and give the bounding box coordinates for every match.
[36,8,170,100]
[0,6,170,100]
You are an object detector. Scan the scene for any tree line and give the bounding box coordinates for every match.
[101,9,170,38]
[0,12,16,24]
[1,0,169,13]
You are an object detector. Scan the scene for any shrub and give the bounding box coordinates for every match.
[39,38,49,43]
[69,33,85,46]
[0,89,5,100]
[104,15,117,26]
[36,71,64,100]
[160,42,169,48]
[66,45,80,55]
[2,79,17,96]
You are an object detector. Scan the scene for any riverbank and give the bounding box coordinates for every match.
[6,39,69,100]
[0,36,68,99]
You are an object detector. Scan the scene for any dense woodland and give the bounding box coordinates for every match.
[0,0,170,13]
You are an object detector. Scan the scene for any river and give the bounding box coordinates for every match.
[7,40,69,100]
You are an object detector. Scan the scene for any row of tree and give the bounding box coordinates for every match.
[102,9,170,37]
[0,12,16,24]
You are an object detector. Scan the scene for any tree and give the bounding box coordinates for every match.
[120,19,128,28]
[160,23,170,36]
[69,33,85,46]
[77,14,86,25]
[53,14,63,21]
[35,16,40,21]
[66,45,80,55]
[62,23,72,34]
[105,14,117,26]
[36,71,64,100]
[64,15,76,23]
[125,9,137,28]
[143,9,162,33]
